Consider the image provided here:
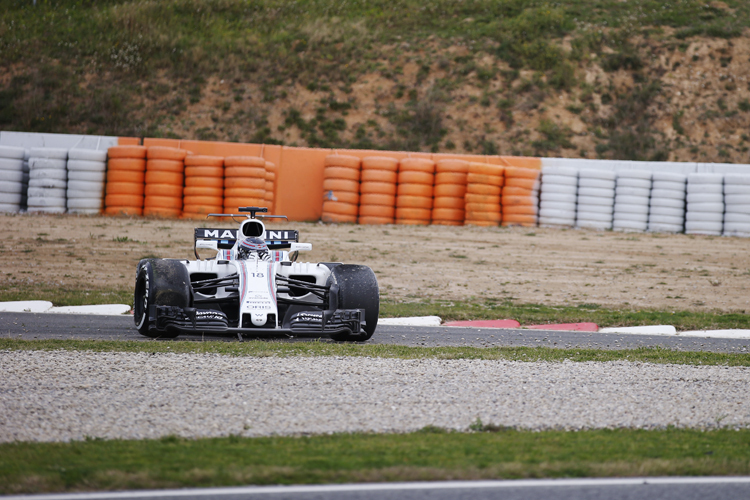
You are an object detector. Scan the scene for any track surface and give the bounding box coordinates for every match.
[2,312,749,352]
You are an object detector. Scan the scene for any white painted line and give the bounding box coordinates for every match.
[47,304,132,315]
[0,300,53,313]
[599,325,677,335]
[7,477,750,499]
[678,329,750,340]
[379,316,442,326]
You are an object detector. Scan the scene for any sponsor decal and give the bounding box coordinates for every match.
[196,229,298,242]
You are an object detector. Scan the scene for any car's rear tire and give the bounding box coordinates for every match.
[327,264,379,342]
[134,259,192,339]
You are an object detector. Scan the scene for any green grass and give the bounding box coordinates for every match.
[382,299,750,332]
[0,284,131,307]
[2,428,750,494]
[2,339,749,366]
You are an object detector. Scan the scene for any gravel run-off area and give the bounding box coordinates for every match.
[2,350,749,443]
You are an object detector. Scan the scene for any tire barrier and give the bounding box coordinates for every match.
[182,155,224,219]
[538,166,577,227]
[612,170,652,232]
[396,158,435,225]
[104,145,147,216]
[502,167,540,227]
[321,154,360,223]
[465,162,503,226]
[27,147,68,214]
[143,146,188,218]
[0,145,26,213]
[66,149,107,215]
[358,156,399,225]
[224,156,267,214]
[576,168,615,230]
[723,174,750,237]
[685,173,723,236]
[264,161,276,214]
[648,172,686,233]
[432,159,468,226]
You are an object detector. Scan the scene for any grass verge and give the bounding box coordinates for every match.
[1,339,749,366]
[382,299,750,332]
[1,288,748,332]
[2,428,750,494]
[0,285,131,308]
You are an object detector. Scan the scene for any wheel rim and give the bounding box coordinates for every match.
[134,274,148,329]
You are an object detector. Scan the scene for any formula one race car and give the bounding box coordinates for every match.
[133,207,379,341]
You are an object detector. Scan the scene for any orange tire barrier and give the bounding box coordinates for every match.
[322,154,360,223]
[107,158,147,172]
[265,161,276,213]
[360,181,397,195]
[434,184,466,198]
[329,191,359,205]
[108,145,147,159]
[396,158,434,225]
[359,156,398,224]
[467,184,501,196]
[501,167,539,227]
[147,159,184,173]
[225,177,266,189]
[185,166,223,178]
[359,204,396,218]
[360,193,396,206]
[105,146,147,217]
[225,166,266,178]
[184,186,223,197]
[433,159,468,225]
[361,169,398,183]
[465,162,504,226]
[144,146,187,218]
[145,184,184,198]
[225,187,266,198]
[503,205,539,215]
[106,182,144,196]
[145,171,182,185]
[433,197,465,209]
[147,146,189,161]
[398,184,433,197]
[185,176,222,188]
[358,216,393,225]
[224,156,266,214]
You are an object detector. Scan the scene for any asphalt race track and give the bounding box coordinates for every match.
[2,312,749,353]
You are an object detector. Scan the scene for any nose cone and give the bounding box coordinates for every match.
[251,312,267,326]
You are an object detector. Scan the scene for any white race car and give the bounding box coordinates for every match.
[134,207,379,341]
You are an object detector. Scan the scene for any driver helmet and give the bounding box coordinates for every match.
[237,237,270,261]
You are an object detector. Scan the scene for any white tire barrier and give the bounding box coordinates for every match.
[723,173,750,237]
[539,166,577,227]
[68,148,107,162]
[28,178,67,189]
[613,170,651,232]
[27,148,67,213]
[66,150,106,214]
[576,169,615,229]
[649,172,686,233]
[0,146,26,212]
[685,173,723,235]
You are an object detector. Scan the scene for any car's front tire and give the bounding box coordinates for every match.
[327,264,379,342]
[134,259,192,339]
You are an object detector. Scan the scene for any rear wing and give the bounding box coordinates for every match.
[194,228,299,251]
